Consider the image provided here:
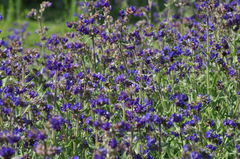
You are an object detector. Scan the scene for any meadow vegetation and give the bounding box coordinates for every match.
[0,0,240,159]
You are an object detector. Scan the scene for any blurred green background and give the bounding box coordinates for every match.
[0,0,165,47]
[0,0,165,22]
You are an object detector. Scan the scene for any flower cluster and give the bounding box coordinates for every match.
[1,0,240,158]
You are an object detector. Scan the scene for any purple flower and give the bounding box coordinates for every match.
[40,1,52,8]
[197,94,210,105]
[66,22,73,28]
[183,144,189,152]
[94,0,109,8]
[69,156,79,159]
[94,154,105,159]
[146,136,156,148]
[191,151,202,159]
[101,122,111,131]
[170,113,183,123]
[27,9,37,18]
[133,154,142,159]
[118,9,125,18]
[171,93,188,107]
[193,103,202,111]
[108,138,117,149]
[0,147,15,159]
[205,144,216,151]
[237,91,240,95]
[7,134,21,144]
[236,144,240,153]
[94,109,110,119]
[223,119,237,127]
[50,116,65,131]
[116,121,131,132]
[208,120,215,127]
[94,147,107,159]
[115,74,125,83]
[205,130,213,138]
[93,119,101,128]
[228,67,236,76]
[186,133,199,142]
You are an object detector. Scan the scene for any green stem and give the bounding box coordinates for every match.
[206,8,210,95]
[148,0,152,24]
[119,25,128,75]
[122,103,126,121]
[158,122,162,156]
[0,112,2,129]
[38,11,46,56]
[91,36,97,71]
[167,0,171,21]
[54,70,58,111]
[73,117,79,155]
[44,140,48,159]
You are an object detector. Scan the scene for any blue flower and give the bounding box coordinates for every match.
[191,151,202,159]
[205,130,213,138]
[228,67,236,76]
[0,147,15,159]
[50,116,65,131]
[146,136,156,148]
[223,119,237,127]
[186,133,199,142]
[101,122,111,131]
[118,9,125,18]
[69,156,79,159]
[7,134,21,144]
[205,144,216,151]
[170,113,183,123]
[236,144,240,153]
[108,138,117,149]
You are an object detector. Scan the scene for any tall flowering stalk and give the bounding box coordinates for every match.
[27,1,52,55]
